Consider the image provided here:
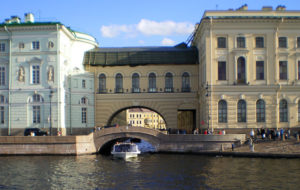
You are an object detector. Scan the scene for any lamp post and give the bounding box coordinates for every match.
[49,87,53,136]
[206,82,210,130]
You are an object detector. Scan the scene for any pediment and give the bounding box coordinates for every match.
[28,57,43,64]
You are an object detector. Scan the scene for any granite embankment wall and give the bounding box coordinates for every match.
[0,134,96,155]
[158,134,246,152]
[0,129,246,155]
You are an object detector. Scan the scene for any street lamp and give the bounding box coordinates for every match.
[206,82,210,130]
[49,87,53,136]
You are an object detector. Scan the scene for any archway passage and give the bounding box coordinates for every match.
[108,107,167,131]
[93,126,163,155]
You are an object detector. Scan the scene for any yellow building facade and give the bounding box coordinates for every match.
[192,5,300,131]
[126,108,166,129]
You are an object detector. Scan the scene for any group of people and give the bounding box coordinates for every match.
[250,128,294,140]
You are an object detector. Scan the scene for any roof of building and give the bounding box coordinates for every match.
[128,108,154,113]
[83,43,198,66]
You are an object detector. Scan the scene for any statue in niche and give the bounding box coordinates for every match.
[48,67,54,82]
[18,67,25,82]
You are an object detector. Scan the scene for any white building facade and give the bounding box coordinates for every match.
[0,14,97,136]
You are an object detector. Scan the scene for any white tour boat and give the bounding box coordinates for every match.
[111,142,141,159]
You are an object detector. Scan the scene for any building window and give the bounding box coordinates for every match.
[19,42,25,49]
[218,100,227,123]
[33,94,42,102]
[218,61,226,80]
[82,80,86,88]
[298,61,300,80]
[237,57,246,84]
[237,100,246,122]
[297,37,300,48]
[48,41,54,48]
[81,108,87,123]
[237,37,246,48]
[165,72,173,92]
[279,99,288,122]
[279,61,287,80]
[32,65,40,84]
[256,99,265,122]
[0,43,5,52]
[0,67,5,86]
[32,41,40,50]
[217,37,226,48]
[298,100,300,122]
[132,73,140,93]
[33,105,41,123]
[115,73,123,93]
[256,61,264,80]
[99,74,106,93]
[278,37,287,48]
[0,106,4,124]
[148,73,156,92]
[255,37,264,48]
[182,72,190,92]
[0,95,4,124]
[81,97,87,104]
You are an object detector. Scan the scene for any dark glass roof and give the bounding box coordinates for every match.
[83,44,198,66]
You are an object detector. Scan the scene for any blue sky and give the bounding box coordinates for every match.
[1,0,299,47]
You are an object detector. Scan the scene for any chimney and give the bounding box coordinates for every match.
[262,6,273,11]
[10,16,21,23]
[276,5,286,11]
[25,13,34,23]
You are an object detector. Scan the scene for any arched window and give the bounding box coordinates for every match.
[81,97,87,105]
[165,72,173,92]
[148,72,156,92]
[132,73,140,93]
[237,100,246,122]
[279,99,288,122]
[256,99,265,122]
[0,95,5,124]
[182,72,190,92]
[115,73,123,93]
[237,57,246,84]
[218,100,227,123]
[99,74,106,93]
[298,100,300,122]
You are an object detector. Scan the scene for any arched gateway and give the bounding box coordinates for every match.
[93,126,165,153]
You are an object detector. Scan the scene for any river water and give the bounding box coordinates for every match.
[0,154,299,190]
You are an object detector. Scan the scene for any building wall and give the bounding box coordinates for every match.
[85,64,199,130]
[193,10,300,131]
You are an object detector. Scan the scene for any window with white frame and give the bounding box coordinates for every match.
[82,80,86,88]
[255,37,264,48]
[0,43,5,52]
[0,67,5,86]
[32,65,40,84]
[32,41,40,50]
[33,105,41,123]
[256,61,264,80]
[279,61,287,80]
[217,37,226,48]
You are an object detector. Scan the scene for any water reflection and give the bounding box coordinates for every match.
[0,155,300,190]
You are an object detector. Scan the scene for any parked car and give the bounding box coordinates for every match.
[24,128,48,136]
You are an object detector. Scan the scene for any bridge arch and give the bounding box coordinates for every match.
[93,126,164,154]
[107,106,168,128]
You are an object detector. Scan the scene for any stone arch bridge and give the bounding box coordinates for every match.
[92,126,246,154]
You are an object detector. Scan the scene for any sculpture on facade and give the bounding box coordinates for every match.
[48,66,54,82]
[18,67,25,82]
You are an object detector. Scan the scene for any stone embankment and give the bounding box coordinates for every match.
[222,139,300,158]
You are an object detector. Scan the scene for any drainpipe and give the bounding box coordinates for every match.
[4,26,12,136]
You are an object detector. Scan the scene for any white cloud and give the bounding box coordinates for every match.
[161,38,176,46]
[100,24,133,38]
[137,19,194,36]
[100,19,194,38]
